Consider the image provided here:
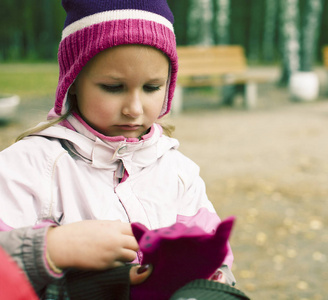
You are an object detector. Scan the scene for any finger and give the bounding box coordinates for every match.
[119,248,138,263]
[214,274,226,284]
[119,223,135,236]
[130,265,152,285]
[110,261,126,269]
[122,235,139,252]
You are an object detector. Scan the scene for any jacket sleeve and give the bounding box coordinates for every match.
[0,226,63,294]
[175,152,218,217]
[0,137,66,227]
[0,227,134,299]
[175,152,234,273]
[66,267,132,300]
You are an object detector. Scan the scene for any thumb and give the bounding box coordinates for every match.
[130,264,152,285]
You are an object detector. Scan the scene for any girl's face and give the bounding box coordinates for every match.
[70,45,169,138]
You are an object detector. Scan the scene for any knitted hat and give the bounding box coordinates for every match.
[55,0,178,118]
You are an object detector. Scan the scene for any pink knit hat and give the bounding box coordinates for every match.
[55,0,178,118]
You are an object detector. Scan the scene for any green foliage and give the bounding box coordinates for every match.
[0,0,65,61]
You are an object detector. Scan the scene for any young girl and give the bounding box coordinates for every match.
[0,0,244,299]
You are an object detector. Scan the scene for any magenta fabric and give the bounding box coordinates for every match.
[176,207,234,268]
[130,214,235,300]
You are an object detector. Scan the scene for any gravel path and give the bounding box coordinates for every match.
[172,82,328,299]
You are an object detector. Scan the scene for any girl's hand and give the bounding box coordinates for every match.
[46,220,139,270]
[211,270,227,284]
[130,264,153,285]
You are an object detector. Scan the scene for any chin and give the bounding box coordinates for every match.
[122,134,140,139]
[109,131,139,139]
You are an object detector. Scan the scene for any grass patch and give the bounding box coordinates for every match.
[0,63,59,98]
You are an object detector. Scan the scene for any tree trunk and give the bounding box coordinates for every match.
[40,0,55,59]
[188,0,214,45]
[248,0,263,62]
[262,0,278,62]
[300,0,324,71]
[22,0,36,59]
[213,0,231,45]
[167,0,190,45]
[279,0,300,85]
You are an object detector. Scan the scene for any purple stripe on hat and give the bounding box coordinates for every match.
[62,10,174,40]
[62,0,174,28]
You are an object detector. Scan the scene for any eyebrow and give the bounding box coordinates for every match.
[95,74,168,82]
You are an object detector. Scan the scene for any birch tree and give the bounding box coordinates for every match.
[279,0,300,85]
[188,0,214,45]
[213,0,231,45]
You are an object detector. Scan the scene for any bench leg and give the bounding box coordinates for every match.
[171,85,183,114]
[244,82,257,109]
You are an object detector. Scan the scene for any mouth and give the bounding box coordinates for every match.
[116,124,141,131]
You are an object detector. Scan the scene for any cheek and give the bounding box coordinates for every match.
[145,99,164,121]
[77,94,114,121]
[87,102,117,120]
[152,90,167,116]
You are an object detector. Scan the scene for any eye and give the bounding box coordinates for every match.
[143,85,161,93]
[100,84,124,93]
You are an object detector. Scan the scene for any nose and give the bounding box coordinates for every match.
[122,92,143,118]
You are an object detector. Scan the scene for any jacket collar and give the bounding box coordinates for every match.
[35,115,179,176]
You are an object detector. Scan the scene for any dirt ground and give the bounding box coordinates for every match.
[1,68,327,299]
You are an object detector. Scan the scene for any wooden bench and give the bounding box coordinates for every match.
[322,46,328,68]
[172,45,262,113]
[321,46,328,95]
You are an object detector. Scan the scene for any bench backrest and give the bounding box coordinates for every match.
[177,45,247,77]
[322,46,328,68]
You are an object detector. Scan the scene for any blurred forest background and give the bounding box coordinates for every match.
[1,0,328,85]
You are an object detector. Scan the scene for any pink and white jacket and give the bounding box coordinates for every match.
[0,115,233,268]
